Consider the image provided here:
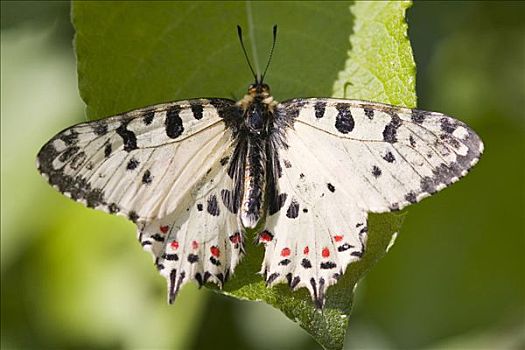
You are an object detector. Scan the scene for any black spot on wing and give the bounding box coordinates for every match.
[286,199,300,219]
[364,107,374,119]
[382,113,402,143]
[127,158,139,170]
[432,163,458,185]
[86,188,104,208]
[196,203,203,211]
[372,165,382,178]
[338,243,353,252]
[405,192,417,204]
[383,151,395,163]
[420,176,436,194]
[409,135,416,147]
[320,261,337,269]
[335,103,354,134]
[314,101,326,119]
[190,102,204,120]
[301,258,312,269]
[104,142,112,158]
[108,203,119,213]
[142,169,153,185]
[168,269,177,303]
[195,273,203,287]
[440,117,457,134]
[279,259,291,266]
[93,122,108,136]
[290,276,301,289]
[327,183,335,192]
[207,194,220,216]
[142,110,155,125]
[150,234,165,242]
[210,256,221,266]
[187,254,199,263]
[411,109,428,124]
[202,271,212,284]
[266,273,280,285]
[165,105,184,139]
[351,250,363,258]
[128,211,139,223]
[162,253,179,261]
[60,130,78,146]
[116,122,138,152]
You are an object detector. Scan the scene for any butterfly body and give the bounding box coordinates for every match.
[234,83,278,229]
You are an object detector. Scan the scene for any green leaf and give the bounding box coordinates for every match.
[73,1,355,120]
[73,1,415,349]
[333,1,416,108]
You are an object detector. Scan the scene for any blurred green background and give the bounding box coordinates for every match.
[1,1,524,349]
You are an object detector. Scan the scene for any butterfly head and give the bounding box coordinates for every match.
[236,25,278,134]
[248,83,271,98]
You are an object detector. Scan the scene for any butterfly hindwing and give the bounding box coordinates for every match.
[138,151,245,303]
[260,98,483,306]
[261,150,368,308]
[37,98,239,222]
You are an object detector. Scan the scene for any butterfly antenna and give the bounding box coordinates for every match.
[260,25,277,84]
[237,25,258,83]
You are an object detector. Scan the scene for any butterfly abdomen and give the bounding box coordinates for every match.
[240,136,267,228]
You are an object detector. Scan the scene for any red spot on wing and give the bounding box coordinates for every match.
[303,246,309,255]
[281,247,291,257]
[160,225,169,233]
[170,241,179,249]
[259,231,273,243]
[322,247,330,258]
[229,232,241,244]
[334,235,343,242]
[192,241,199,250]
[210,246,220,258]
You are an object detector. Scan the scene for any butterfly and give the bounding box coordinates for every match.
[36,26,483,308]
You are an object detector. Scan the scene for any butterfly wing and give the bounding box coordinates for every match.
[138,150,245,303]
[279,98,483,212]
[37,98,239,222]
[260,98,483,307]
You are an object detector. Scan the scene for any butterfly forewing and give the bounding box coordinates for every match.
[37,98,237,222]
[277,98,483,212]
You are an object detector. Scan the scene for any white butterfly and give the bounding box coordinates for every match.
[36,26,483,308]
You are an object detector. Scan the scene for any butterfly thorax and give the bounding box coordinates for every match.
[237,83,277,132]
[236,83,278,229]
